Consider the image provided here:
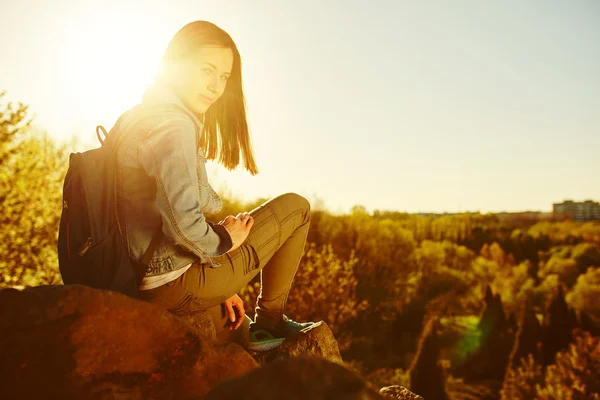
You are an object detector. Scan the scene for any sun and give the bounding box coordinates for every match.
[62,17,169,130]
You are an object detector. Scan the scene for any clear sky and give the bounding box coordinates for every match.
[1,0,598,214]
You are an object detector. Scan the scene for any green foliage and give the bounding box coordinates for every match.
[541,285,579,367]
[537,331,600,399]
[508,297,543,370]
[451,287,515,386]
[502,332,600,399]
[0,93,67,286]
[539,243,600,287]
[567,267,600,319]
[409,318,449,400]
[524,274,561,313]
[529,220,600,246]
[500,354,544,400]
[540,255,579,287]
[491,261,536,314]
[309,210,419,327]
[287,243,368,348]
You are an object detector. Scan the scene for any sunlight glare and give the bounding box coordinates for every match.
[62,17,168,134]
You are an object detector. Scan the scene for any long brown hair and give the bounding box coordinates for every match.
[161,21,258,175]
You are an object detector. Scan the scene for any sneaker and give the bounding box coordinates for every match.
[247,315,316,352]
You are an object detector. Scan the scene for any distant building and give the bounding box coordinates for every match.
[553,200,600,221]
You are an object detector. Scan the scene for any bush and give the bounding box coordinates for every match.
[502,331,600,399]
[286,243,368,347]
[567,267,600,319]
[500,354,544,400]
[0,93,68,286]
[537,330,600,399]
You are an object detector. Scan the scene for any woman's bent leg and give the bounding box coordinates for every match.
[139,192,311,324]
[245,192,311,328]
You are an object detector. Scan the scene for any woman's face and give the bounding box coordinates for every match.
[172,46,234,115]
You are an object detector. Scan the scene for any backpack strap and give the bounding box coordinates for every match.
[141,227,163,265]
[107,106,163,269]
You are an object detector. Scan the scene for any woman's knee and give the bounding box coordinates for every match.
[272,192,311,222]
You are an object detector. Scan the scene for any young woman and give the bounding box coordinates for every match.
[113,20,314,351]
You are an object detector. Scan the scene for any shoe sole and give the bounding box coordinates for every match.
[299,321,322,333]
[246,338,286,352]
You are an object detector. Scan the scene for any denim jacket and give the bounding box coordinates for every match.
[111,83,233,277]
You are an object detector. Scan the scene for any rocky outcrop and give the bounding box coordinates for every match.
[204,356,384,400]
[0,284,425,399]
[251,321,343,365]
[0,285,257,399]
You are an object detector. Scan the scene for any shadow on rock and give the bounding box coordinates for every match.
[0,285,257,399]
[204,356,385,400]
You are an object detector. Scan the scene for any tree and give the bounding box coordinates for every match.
[578,310,600,337]
[453,287,514,385]
[508,297,542,369]
[541,285,578,367]
[408,318,449,400]
[0,92,68,286]
[537,330,600,399]
[502,331,600,399]
[567,267,600,321]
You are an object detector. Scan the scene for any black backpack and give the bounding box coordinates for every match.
[57,106,166,298]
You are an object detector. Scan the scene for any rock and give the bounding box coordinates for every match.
[179,305,217,340]
[176,305,251,348]
[144,294,252,348]
[0,285,258,399]
[251,321,343,365]
[175,298,252,347]
[204,356,385,400]
[192,303,252,347]
[380,385,424,400]
[215,314,252,348]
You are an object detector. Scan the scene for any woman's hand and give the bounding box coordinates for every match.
[218,212,253,253]
[223,294,245,330]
